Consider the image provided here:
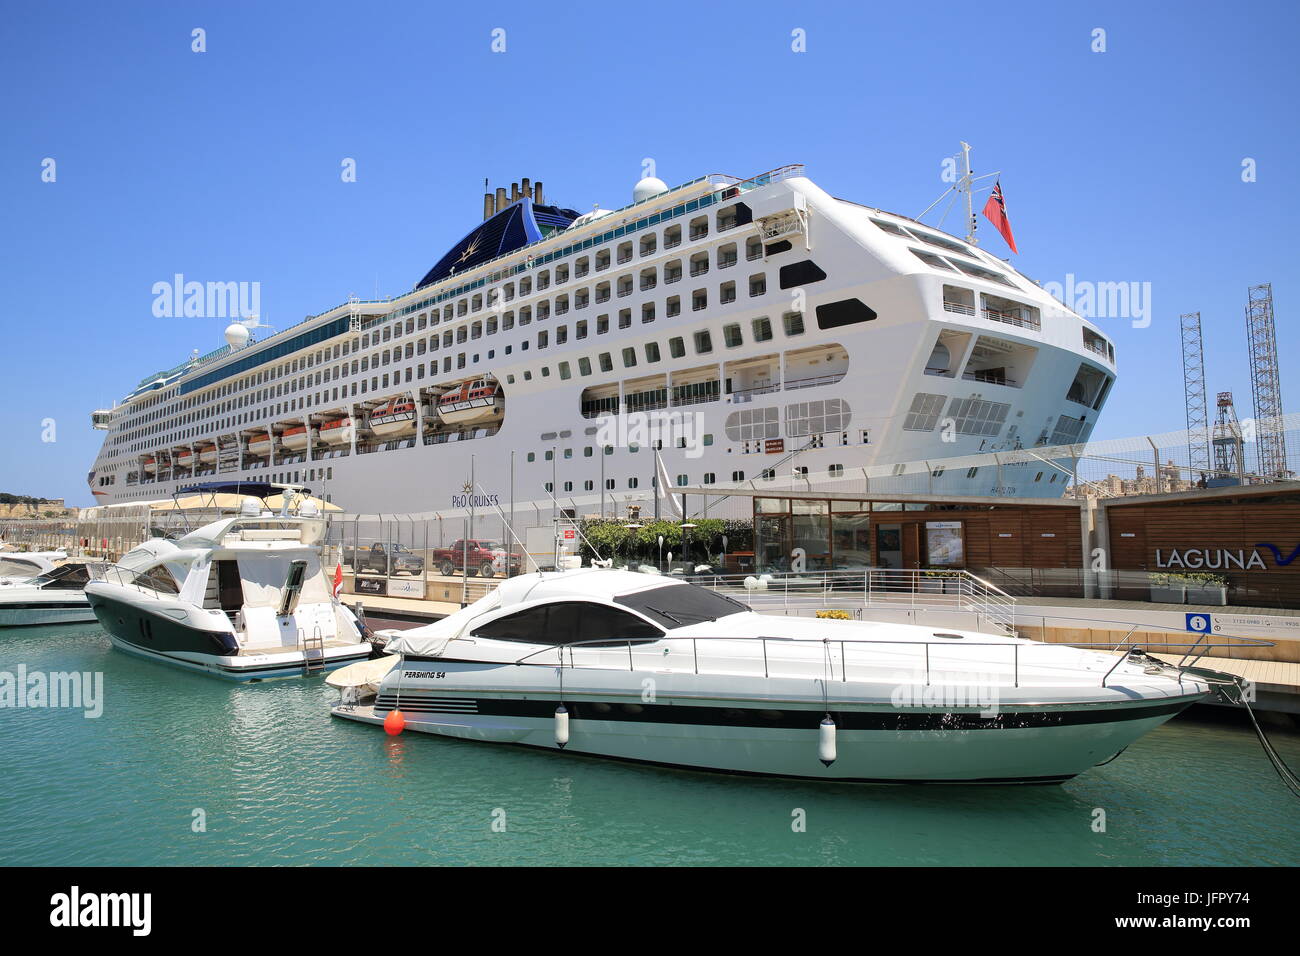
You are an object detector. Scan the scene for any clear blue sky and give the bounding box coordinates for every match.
[2,0,1296,505]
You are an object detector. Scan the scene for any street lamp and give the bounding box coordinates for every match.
[680,521,697,572]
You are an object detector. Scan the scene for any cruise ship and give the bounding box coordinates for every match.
[86,164,1117,516]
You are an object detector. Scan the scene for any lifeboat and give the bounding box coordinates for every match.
[142,456,157,474]
[247,432,272,457]
[280,425,311,452]
[437,379,504,426]
[198,442,217,465]
[176,448,195,468]
[369,400,417,438]
[318,417,355,447]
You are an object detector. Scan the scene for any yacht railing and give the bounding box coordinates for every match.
[510,626,1269,691]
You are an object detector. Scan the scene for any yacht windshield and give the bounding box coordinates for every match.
[615,584,748,630]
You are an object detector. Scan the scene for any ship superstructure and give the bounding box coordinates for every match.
[87,165,1117,515]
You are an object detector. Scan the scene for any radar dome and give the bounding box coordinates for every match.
[633,176,668,203]
[224,322,250,349]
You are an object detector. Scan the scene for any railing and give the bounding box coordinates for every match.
[982,307,1041,331]
[942,300,976,316]
[509,629,1264,691]
[783,372,845,392]
[690,567,1017,634]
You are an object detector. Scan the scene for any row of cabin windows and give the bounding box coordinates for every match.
[387,203,756,330]
[504,313,806,388]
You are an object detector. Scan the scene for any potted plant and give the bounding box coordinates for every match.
[1147,572,1187,604]
[920,569,961,593]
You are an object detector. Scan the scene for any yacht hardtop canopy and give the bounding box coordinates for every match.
[382,569,750,657]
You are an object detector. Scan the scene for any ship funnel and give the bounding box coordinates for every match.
[483,191,494,221]
[521,177,531,201]
[534,180,543,205]
[511,182,520,202]
[495,187,507,212]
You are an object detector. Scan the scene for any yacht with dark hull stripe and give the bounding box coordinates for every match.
[86,482,372,680]
[0,559,100,627]
[329,569,1212,783]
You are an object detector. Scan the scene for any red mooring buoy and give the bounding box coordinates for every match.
[384,709,406,736]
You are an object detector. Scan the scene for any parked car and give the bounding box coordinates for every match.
[344,543,425,576]
[431,539,521,578]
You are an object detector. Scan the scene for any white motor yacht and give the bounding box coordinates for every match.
[0,558,100,627]
[328,568,1214,784]
[85,482,373,680]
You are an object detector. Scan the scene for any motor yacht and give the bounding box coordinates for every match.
[329,568,1213,783]
[85,481,373,680]
[0,558,100,627]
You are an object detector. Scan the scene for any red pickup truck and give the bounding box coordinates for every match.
[431,539,521,578]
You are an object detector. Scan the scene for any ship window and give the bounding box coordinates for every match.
[870,218,911,238]
[752,317,773,342]
[669,337,685,359]
[599,353,613,372]
[950,259,1015,288]
[815,299,877,330]
[779,260,827,289]
[903,393,946,432]
[910,248,955,272]
[783,312,805,336]
[694,330,713,354]
[476,602,661,645]
[723,324,743,348]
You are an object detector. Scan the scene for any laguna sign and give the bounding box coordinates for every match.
[1154,544,1299,571]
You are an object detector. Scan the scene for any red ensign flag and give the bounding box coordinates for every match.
[333,561,343,596]
[982,180,1018,254]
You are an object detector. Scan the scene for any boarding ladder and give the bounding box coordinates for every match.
[299,626,326,676]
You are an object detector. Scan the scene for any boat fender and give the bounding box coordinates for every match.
[554,704,570,748]
[818,715,837,767]
[384,709,406,736]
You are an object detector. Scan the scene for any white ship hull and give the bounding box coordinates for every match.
[88,168,1116,517]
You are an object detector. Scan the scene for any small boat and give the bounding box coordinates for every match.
[280,425,311,452]
[246,432,272,457]
[317,417,354,447]
[330,568,1213,783]
[369,399,417,438]
[142,456,158,474]
[0,559,100,627]
[198,442,217,465]
[176,448,195,469]
[85,482,373,680]
[436,379,503,426]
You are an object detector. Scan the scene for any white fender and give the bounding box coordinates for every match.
[818,715,837,767]
[554,704,570,748]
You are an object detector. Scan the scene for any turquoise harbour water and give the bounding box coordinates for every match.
[1,624,1297,867]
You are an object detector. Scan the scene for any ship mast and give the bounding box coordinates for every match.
[917,141,1000,242]
[959,141,977,245]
